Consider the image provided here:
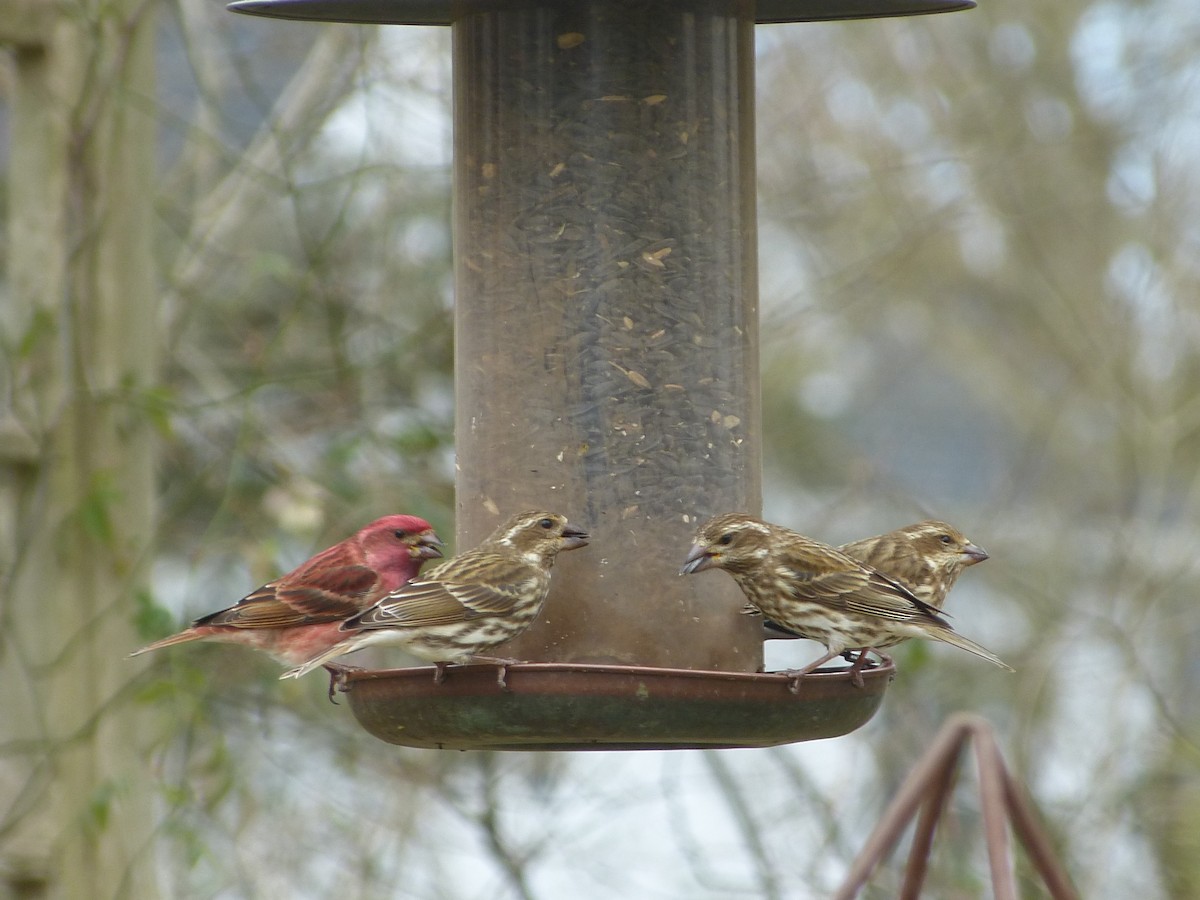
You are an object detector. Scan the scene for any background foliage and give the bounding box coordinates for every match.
[3,1,1198,897]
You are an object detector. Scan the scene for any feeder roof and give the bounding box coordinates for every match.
[228,0,975,26]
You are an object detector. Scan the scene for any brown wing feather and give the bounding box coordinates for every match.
[349,552,544,631]
[198,565,379,629]
[351,581,481,629]
[287,565,381,604]
[778,545,949,626]
[835,575,945,623]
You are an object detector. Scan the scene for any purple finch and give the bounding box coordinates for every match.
[761,519,988,640]
[280,510,589,683]
[681,513,1009,686]
[130,515,443,666]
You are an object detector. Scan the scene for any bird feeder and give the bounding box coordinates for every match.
[229,0,973,750]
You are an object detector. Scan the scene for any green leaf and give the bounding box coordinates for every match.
[133,588,175,641]
[134,385,177,438]
[17,307,56,358]
[85,780,119,835]
[77,472,121,544]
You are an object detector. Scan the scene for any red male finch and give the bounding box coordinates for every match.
[281,509,589,689]
[680,513,1010,688]
[130,515,443,667]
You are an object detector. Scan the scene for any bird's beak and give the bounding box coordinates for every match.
[560,523,590,550]
[415,531,445,560]
[962,542,988,564]
[679,543,714,575]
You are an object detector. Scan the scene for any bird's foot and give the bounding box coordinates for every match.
[845,649,892,687]
[471,656,525,691]
[781,650,841,694]
[847,650,874,688]
[432,661,450,684]
[321,663,363,704]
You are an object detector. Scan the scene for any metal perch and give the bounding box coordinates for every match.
[834,712,1079,900]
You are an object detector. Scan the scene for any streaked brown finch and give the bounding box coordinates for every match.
[760,519,989,642]
[681,513,1010,687]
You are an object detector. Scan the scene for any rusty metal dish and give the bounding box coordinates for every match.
[342,660,893,751]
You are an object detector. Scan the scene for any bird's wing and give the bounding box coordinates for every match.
[349,553,542,631]
[779,550,949,626]
[838,536,946,610]
[197,565,379,629]
[838,571,948,624]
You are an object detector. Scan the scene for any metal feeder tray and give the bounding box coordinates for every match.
[342,659,894,751]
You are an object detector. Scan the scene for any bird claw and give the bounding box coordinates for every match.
[781,666,819,693]
[321,663,362,703]
[846,651,870,689]
[842,649,894,686]
[779,649,842,693]
[432,661,449,684]
[470,655,523,691]
[846,648,888,688]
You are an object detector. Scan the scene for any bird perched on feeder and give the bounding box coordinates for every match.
[130,515,443,667]
[758,519,989,641]
[280,510,589,689]
[679,513,1009,688]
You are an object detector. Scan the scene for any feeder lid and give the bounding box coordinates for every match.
[341,660,893,751]
[228,0,975,25]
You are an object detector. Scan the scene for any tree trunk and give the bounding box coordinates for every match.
[1,1,159,896]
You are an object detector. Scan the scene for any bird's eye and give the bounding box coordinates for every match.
[393,529,408,539]
[539,518,554,530]
[939,534,953,544]
[718,533,734,546]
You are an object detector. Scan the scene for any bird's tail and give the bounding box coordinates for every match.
[929,626,1013,671]
[280,654,332,680]
[127,630,200,658]
[280,640,361,680]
